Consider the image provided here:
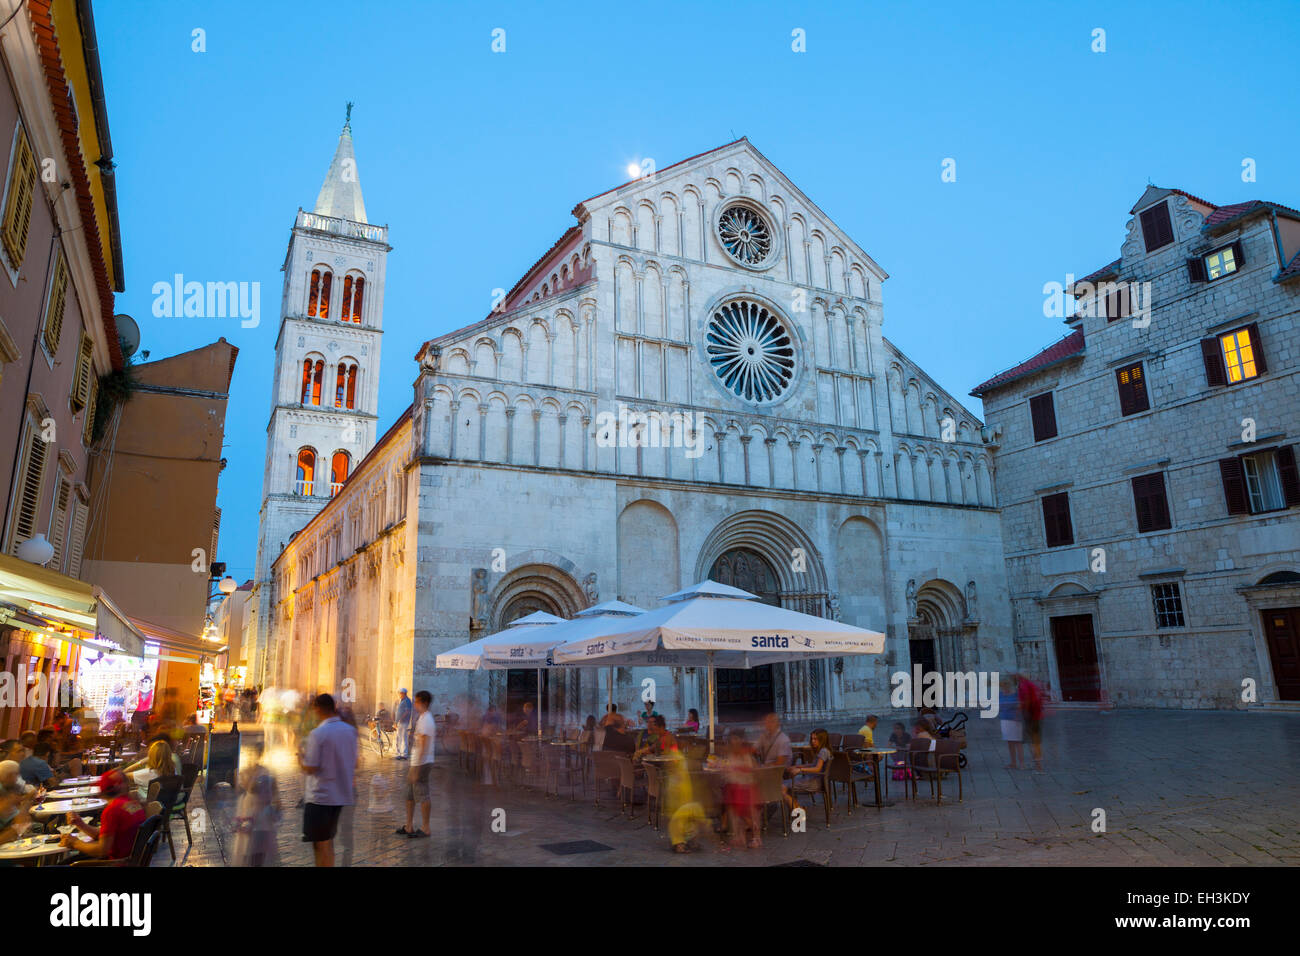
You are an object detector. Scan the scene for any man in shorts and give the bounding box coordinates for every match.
[397,690,436,838]
[297,693,357,866]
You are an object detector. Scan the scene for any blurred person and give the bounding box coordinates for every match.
[720,729,760,850]
[578,714,597,747]
[599,703,626,732]
[887,722,910,750]
[999,676,1024,770]
[918,706,941,735]
[680,708,700,733]
[51,732,83,777]
[857,714,879,747]
[1016,673,1045,772]
[19,741,58,789]
[394,688,413,760]
[480,703,504,734]
[0,740,22,763]
[123,734,182,775]
[60,769,144,861]
[757,713,792,768]
[297,693,358,867]
[0,760,32,798]
[232,744,280,866]
[911,719,934,741]
[663,747,707,854]
[397,690,436,838]
[515,700,538,737]
[784,728,831,816]
[0,787,32,846]
[638,699,659,727]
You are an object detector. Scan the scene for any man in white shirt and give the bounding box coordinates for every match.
[397,690,437,839]
[297,693,358,867]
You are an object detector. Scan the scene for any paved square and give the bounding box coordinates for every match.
[162,711,1300,867]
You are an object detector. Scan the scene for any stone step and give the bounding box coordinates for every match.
[1247,701,1300,714]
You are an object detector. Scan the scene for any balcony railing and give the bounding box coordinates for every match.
[294,480,315,497]
[296,210,388,243]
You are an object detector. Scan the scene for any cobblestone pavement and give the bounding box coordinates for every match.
[158,710,1300,867]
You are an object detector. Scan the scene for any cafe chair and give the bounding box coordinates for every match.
[644,762,664,829]
[911,738,964,804]
[544,743,583,799]
[170,763,202,845]
[754,766,789,837]
[70,814,164,868]
[590,750,623,809]
[613,756,645,818]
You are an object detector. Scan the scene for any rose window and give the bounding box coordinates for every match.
[705,299,796,403]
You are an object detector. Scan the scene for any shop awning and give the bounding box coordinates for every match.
[128,616,214,665]
[0,552,144,657]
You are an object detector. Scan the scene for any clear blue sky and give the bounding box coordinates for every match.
[95,0,1300,581]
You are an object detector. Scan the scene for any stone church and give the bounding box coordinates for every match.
[252,132,1014,725]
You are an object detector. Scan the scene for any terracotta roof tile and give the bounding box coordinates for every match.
[971,330,1085,398]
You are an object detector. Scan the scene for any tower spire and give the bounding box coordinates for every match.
[313,105,367,223]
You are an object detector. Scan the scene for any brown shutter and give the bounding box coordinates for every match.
[1042,492,1073,547]
[1246,322,1267,374]
[1278,446,1300,508]
[1187,257,1207,282]
[1201,338,1227,387]
[1030,392,1057,442]
[1133,473,1171,532]
[1140,203,1173,252]
[1219,457,1248,514]
[1231,240,1244,268]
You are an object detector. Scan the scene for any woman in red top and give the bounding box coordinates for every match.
[60,769,145,860]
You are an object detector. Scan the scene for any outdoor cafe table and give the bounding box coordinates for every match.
[43,785,99,799]
[28,796,107,820]
[51,776,101,789]
[848,748,897,808]
[0,834,86,865]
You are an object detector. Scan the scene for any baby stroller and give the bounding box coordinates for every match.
[935,711,969,768]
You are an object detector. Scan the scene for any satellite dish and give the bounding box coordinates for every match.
[114,313,140,357]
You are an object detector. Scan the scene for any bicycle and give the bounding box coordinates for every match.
[366,713,394,758]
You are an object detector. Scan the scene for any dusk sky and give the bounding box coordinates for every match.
[95,0,1300,581]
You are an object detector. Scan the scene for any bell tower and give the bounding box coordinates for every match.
[248,107,391,684]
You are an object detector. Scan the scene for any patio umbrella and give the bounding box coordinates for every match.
[435,610,566,739]
[552,580,885,753]
[521,599,648,715]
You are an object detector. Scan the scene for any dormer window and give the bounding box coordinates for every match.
[1188,241,1242,283]
[1139,202,1174,253]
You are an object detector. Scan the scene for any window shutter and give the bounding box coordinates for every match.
[49,478,71,570]
[1201,338,1227,387]
[1186,257,1207,283]
[1231,240,1244,267]
[1042,492,1073,547]
[1277,446,1300,508]
[43,254,68,356]
[1140,203,1174,252]
[1219,457,1248,515]
[1,133,36,266]
[12,422,48,545]
[71,334,93,411]
[66,500,87,578]
[1030,392,1057,442]
[1132,474,1171,532]
[1246,323,1267,375]
[82,376,98,446]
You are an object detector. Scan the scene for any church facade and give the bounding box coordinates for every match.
[258,138,1014,725]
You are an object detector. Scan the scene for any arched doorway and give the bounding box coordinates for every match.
[709,548,779,720]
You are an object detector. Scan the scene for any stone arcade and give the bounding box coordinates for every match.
[255,137,1015,724]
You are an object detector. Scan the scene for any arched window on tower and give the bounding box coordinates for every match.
[295,448,317,496]
[309,359,325,406]
[318,271,333,319]
[330,451,350,496]
[308,270,322,316]
[340,275,353,322]
[345,363,358,409]
[300,358,313,403]
[335,364,347,408]
[351,277,364,323]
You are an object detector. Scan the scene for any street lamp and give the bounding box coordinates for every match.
[217,576,238,595]
[16,533,55,566]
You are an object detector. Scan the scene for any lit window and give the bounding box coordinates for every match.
[331,452,349,496]
[308,270,321,317]
[295,448,316,496]
[1204,245,1237,280]
[1151,583,1185,629]
[1220,329,1257,383]
[1242,452,1285,513]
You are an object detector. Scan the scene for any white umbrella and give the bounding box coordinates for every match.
[553,580,885,752]
[521,600,648,716]
[435,610,566,739]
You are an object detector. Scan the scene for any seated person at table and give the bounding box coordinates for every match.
[857,714,878,748]
[127,740,176,799]
[514,701,539,736]
[911,720,935,742]
[480,704,504,734]
[60,770,145,860]
[0,787,33,846]
[601,721,637,754]
[51,733,83,777]
[633,715,675,761]
[19,742,59,789]
[123,734,182,775]
[784,729,831,814]
[0,740,22,763]
[598,703,627,732]
[756,713,792,769]
[918,707,941,735]
[578,715,597,747]
[679,709,700,734]
[888,722,911,749]
[0,760,34,798]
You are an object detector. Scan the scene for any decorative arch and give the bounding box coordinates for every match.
[695,509,830,601]
[489,561,587,629]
